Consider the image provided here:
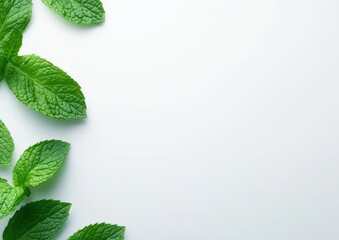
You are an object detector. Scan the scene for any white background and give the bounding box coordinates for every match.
[0,0,339,239]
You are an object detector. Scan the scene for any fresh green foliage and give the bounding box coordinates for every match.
[0,1,87,120]
[3,200,126,240]
[41,0,105,25]
[6,55,87,120]
[0,0,105,29]
[13,140,70,188]
[0,122,70,219]
[0,179,24,220]
[0,0,32,39]
[68,223,126,240]
[0,29,23,60]
[3,200,71,240]
[0,1,124,239]
[0,120,14,167]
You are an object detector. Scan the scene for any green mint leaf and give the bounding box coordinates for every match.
[5,55,87,120]
[0,120,14,167]
[0,0,32,39]
[0,29,23,60]
[13,140,70,188]
[41,0,105,25]
[3,199,71,240]
[0,179,24,220]
[68,223,126,240]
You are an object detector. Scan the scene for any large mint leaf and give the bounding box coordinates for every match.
[68,223,126,240]
[0,179,24,220]
[5,55,87,120]
[0,0,32,39]
[0,120,14,167]
[0,29,23,60]
[41,0,105,25]
[3,199,71,240]
[13,140,70,188]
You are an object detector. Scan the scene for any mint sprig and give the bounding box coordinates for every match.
[0,122,125,240]
[0,121,70,219]
[0,0,125,238]
[41,0,105,25]
[0,0,87,120]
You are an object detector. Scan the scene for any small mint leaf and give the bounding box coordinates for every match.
[41,0,105,25]
[0,179,24,220]
[5,55,87,120]
[3,199,71,240]
[0,120,14,167]
[0,0,32,39]
[13,140,70,188]
[0,29,23,60]
[68,223,126,240]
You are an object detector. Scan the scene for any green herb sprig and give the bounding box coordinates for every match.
[0,120,70,219]
[0,120,126,239]
[0,0,87,120]
[0,0,125,238]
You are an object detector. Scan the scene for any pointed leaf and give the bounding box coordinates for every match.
[5,55,87,120]
[3,199,71,240]
[13,140,70,188]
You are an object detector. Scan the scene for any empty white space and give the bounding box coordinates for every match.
[0,0,339,239]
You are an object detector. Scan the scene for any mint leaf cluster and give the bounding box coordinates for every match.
[1,0,104,28]
[0,121,126,239]
[0,121,69,219]
[0,0,125,238]
[0,0,87,120]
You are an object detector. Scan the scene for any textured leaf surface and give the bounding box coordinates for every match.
[68,223,125,240]
[0,29,23,60]
[5,55,87,120]
[3,199,71,240]
[41,0,105,25]
[0,120,14,167]
[0,0,32,39]
[0,179,24,219]
[13,140,70,188]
